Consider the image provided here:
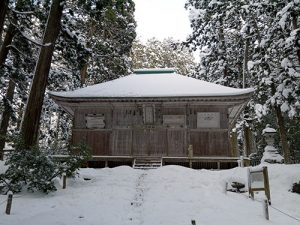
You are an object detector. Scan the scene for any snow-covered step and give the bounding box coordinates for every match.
[133,158,162,169]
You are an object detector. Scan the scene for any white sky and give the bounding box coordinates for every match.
[134,0,192,42]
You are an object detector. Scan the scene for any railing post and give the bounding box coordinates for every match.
[224,182,228,194]
[5,191,13,215]
[62,173,67,189]
[238,156,244,167]
[263,166,271,205]
[263,199,269,220]
[217,161,221,170]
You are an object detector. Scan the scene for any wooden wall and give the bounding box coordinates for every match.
[72,102,231,157]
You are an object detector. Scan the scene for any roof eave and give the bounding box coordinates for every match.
[49,92,254,116]
[50,92,254,102]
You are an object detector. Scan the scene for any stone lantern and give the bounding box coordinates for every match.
[261,126,284,164]
[263,127,276,146]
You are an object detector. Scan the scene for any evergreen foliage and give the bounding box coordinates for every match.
[131,38,196,75]
[0,137,91,194]
[74,0,137,84]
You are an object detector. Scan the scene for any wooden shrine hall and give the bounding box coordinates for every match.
[49,68,254,169]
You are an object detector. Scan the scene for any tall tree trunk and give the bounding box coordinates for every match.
[0,25,15,158]
[0,0,9,42]
[218,18,228,79]
[0,0,25,157]
[297,47,300,65]
[274,105,291,163]
[243,38,249,88]
[0,0,24,67]
[80,20,96,86]
[21,0,63,148]
[0,24,17,68]
[80,63,88,86]
[242,29,252,156]
[0,79,16,160]
[271,84,291,163]
[243,124,256,157]
[16,102,24,130]
[291,15,300,64]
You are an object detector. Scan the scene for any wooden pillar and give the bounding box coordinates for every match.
[230,130,238,157]
[244,126,251,156]
[248,168,254,199]
[188,145,193,168]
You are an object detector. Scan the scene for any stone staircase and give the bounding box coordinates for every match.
[133,157,163,169]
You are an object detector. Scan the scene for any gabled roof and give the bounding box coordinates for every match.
[49,71,254,99]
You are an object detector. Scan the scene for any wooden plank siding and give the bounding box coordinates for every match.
[167,130,186,156]
[112,129,132,155]
[86,130,111,155]
[188,130,229,156]
[189,131,209,156]
[72,103,233,158]
[209,131,230,156]
[148,129,167,156]
[132,129,149,156]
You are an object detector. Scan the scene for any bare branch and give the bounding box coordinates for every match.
[8,18,53,47]
[6,44,26,57]
[10,8,35,15]
[18,30,52,47]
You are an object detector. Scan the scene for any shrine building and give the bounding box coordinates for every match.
[49,68,254,169]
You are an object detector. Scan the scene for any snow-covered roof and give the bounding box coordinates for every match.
[49,71,254,99]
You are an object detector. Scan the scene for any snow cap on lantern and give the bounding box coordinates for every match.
[261,125,284,164]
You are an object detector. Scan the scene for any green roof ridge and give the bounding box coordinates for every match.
[133,68,176,74]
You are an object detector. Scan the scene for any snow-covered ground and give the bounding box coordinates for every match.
[0,163,300,225]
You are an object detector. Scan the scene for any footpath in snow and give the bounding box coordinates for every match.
[0,163,300,225]
[126,172,148,225]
